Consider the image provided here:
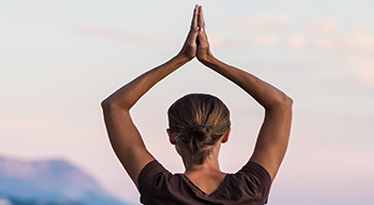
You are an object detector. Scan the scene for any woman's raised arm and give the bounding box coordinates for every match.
[196,6,293,181]
[101,5,200,187]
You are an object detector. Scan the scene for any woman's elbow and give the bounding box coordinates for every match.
[282,96,293,111]
[271,95,293,111]
[101,98,117,111]
[284,95,293,107]
[101,97,130,112]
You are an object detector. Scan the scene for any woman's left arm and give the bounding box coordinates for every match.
[101,5,200,188]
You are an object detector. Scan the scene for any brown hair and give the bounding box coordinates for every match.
[167,93,231,164]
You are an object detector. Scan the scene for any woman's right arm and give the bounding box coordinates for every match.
[101,5,200,187]
[196,7,293,182]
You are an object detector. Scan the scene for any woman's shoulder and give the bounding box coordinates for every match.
[139,160,169,180]
[233,161,271,183]
[227,161,271,192]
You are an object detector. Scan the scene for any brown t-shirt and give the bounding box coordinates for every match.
[138,160,271,205]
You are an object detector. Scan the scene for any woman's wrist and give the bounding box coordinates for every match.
[174,53,194,64]
[199,53,217,67]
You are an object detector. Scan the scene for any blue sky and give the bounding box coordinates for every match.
[1,1,374,204]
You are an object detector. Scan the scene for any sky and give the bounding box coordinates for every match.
[1,0,374,204]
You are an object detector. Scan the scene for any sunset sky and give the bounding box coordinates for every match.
[1,1,374,204]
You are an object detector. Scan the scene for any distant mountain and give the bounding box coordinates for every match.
[0,156,129,205]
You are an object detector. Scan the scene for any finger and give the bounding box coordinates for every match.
[198,6,205,29]
[198,28,209,45]
[190,5,198,29]
[199,28,206,39]
[187,27,199,44]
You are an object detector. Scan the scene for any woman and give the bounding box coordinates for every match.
[102,5,293,205]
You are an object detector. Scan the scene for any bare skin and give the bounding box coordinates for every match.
[102,5,293,195]
[167,127,231,194]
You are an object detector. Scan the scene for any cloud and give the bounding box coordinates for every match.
[349,57,374,86]
[233,15,289,30]
[230,18,374,87]
[77,25,170,44]
[1,117,57,135]
[286,21,374,52]
[209,35,225,47]
[315,38,334,49]
[254,34,279,46]
[344,22,374,51]
[208,33,280,48]
[307,22,374,51]
[288,34,305,49]
[226,34,280,48]
[78,25,125,39]
[305,18,340,33]
[342,22,374,86]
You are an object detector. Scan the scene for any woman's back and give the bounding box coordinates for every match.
[185,169,226,195]
[138,160,271,205]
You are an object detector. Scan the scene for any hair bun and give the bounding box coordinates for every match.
[188,124,210,141]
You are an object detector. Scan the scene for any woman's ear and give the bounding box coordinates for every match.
[221,127,231,144]
[167,129,177,145]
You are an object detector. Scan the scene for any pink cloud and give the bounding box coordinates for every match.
[232,15,289,30]
[207,34,280,48]
[339,22,374,87]
[305,18,340,33]
[209,35,225,47]
[77,25,170,44]
[78,25,125,39]
[288,34,305,49]
[1,117,58,135]
[315,38,334,49]
[344,22,374,51]
[349,57,374,86]
[254,34,279,46]
[289,21,374,53]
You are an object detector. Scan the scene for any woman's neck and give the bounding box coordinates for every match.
[183,149,222,173]
[182,152,227,195]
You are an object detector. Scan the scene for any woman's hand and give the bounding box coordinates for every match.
[178,5,200,60]
[196,6,213,63]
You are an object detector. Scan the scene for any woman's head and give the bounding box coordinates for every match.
[167,93,231,164]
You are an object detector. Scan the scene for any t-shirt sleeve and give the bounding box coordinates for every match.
[138,160,168,196]
[237,161,272,204]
